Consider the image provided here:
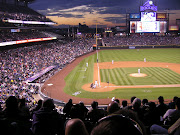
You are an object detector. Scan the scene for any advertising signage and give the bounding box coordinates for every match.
[156,13,167,19]
[129,13,140,19]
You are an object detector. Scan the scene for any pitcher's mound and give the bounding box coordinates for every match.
[129,73,147,77]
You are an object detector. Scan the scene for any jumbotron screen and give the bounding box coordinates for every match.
[130,21,163,33]
[141,12,156,22]
[137,21,160,32]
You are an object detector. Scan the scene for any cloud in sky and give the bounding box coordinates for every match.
[29,0,180,27]
[104,16,127,24]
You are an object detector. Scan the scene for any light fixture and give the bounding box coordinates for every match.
[149,1,153,5]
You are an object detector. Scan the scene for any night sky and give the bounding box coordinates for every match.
[29,0,180,27]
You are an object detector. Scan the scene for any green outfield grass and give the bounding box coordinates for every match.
[98,49,180,63]
[64,48,180,100]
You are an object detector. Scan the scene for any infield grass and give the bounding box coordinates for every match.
[64,48,180,100]
[100,67,180,85]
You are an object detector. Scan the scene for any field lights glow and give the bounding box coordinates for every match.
[0,37,57,47]
[3,19,56,25]
[149,1,153,5]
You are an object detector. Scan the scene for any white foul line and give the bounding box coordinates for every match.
[97,50,101,87]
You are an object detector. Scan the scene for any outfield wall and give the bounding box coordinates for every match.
[96,45,180,50]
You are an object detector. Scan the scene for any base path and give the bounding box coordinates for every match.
[42,51,180,105]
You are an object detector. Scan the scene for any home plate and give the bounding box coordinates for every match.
[47,83,53,86]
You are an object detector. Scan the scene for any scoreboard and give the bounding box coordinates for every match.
[141,12,156,22]
[130,12,167,33]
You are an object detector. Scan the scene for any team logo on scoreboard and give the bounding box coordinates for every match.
[140,0,157,12]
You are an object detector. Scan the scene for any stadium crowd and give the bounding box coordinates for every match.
[0,95,180,135]
[0,31,48,43]
[0,38,93,111]
[103,35,180,46]
[0,33,180,134]
[0,29,180,135]
[1,31,180,46]
[0,4,50,22]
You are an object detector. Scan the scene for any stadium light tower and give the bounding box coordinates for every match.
[96,20,98,50]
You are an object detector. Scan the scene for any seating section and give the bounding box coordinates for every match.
[0,4,51,22]
[0,31,48,42]
[0,95,180,135]
[102,35,180,46]
[0,38,94,107]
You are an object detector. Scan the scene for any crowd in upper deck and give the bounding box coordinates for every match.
[1,31,180,46]
[0,3,50,22]
[103,35,180,46]
[0,31,47,43]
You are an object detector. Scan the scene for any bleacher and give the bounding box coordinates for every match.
[102,35,180,46]
[0,3,50,22]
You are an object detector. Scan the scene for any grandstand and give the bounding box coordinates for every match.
[0,0,180,135]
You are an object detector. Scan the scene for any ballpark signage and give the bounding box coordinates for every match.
[140,6,157,12]
[140,0,157,12]
[156,13,167,19]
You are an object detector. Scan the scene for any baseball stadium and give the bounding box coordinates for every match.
[1,0,180,135]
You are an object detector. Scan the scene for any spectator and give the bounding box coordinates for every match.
[132,98,143,121]
[78,101,88,120]
[30,99,43,117]
[114,98,120,104]
[2,96,30,135]
[18,98,31,121]
[69,104,82,119]
[143,102,160,126]
[65,118,89,135]
[87,101,105,124]
[168,96,178,109]
[107,101,120,114]
[142,99,148,106]
[163,98,180,125]
[31,98,63,135]
[157,96,168,118]
[150,118,180,135]
[63,99,73,117]
[128,96,136,109]
[114,109,147,135]
[121,100,128,109]
[91,110,145,135]
[3,96,20,120]
[141,98,149,114]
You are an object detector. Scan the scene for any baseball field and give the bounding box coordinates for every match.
[63,48,180,102]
